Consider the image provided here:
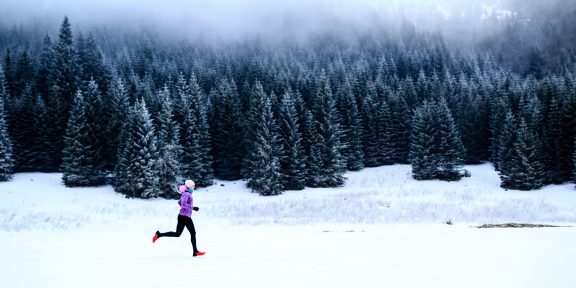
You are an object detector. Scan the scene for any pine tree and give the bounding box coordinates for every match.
[501,118,546,190]
[61,87,105,186]
[293,90,316,183]
[0,67,14,181]
[435,98,466,180]
[308,73,346,187]
[9,86,36,171]
[77,32,109,91]
[277,91,306,190]
[43,85,68,170]
[36,34,54,99]
[242,81,267,183]
[101,74,129,171]
[497,110,518,187]
[249,95,283,195]
[53,16,80,106]
[30,95,53,171]
[410,100,438,180]
[209,79,245,180]
[177,74,213,187]
[410,99,466,181]
[14,50,35,98]
[189,73,213,186]
[359,82,380,167]
[154,86,181,199]
[114,99,161,198]
[336,80,364,171]
[546,95,570,183]
[573,136,576,186]
[388,93,412,164]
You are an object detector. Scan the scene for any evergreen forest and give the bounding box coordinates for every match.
[0,1,575,197]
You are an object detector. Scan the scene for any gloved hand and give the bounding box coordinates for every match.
[193,207,199,211]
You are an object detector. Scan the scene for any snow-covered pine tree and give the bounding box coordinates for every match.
[410,100,438,180]
[409,99,466,181]
[308,72,346,187]
[546,94,569,183]
[30,95,53,171]
[359,82,380,167]
[293,90,316,184]
[497,110,518,187]
[249,95,283,196]
[376,96,394,165]
[336,80,364,171]
[61,87,105,186]
[242,81,267,184]
[501,118,546,190]
[100,74,129,172]
[562,74,576,183]
[388,92,412,164]
[209,78,245,180]
[154,85,181,199]
[13,50,35,98]
[36,34,54,99]
[114,99,161,198]
[9,86,36,171]
[573,136,576,186]
[187,73,213,187]
[76,32,109,91]
[435,97,466,180]
[278,90,306,190]
[0,67,14,181]
[53,16,80,106]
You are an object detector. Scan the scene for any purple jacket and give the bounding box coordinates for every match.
[178,185,194,217]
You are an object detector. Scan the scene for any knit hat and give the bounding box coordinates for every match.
[185,179,195,188]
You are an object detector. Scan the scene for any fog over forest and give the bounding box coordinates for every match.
[0,0,571,41]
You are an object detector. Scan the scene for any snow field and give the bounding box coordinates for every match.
[1,164,576,288]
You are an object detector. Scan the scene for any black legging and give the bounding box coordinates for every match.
[158,215,198,253]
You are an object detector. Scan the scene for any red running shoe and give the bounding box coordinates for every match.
[152,231,159,243]
[194,251,206,257]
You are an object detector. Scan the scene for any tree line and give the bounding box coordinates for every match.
[0,17,575,197]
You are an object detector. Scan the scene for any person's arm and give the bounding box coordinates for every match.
[181,193,193,211]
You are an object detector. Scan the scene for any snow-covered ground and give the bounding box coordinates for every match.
[1,164,575,288]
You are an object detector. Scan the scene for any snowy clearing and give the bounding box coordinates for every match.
[1,164,575,288]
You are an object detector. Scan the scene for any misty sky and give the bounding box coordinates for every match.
[0,0,520,42]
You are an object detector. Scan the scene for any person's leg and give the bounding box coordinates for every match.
[184,217,198,253]
[158,215,186,238]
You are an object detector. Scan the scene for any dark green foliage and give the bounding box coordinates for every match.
[175,73,214,188]
[77,32,110,91]
[242,81,268,182]
[497,111,518,184]
[500,118,546,190]
[336,80,364,171]
[61,81,106,186]
[248,95,283,195]
[307,73,346,187]
[13,50,35,97]
[153,86,181,199]
[573,136,576,186]
[114,99,160,198]
[36,34,54,98]
[101,75,129,171]
[359,82,380,167]
[277,91,306,190]
[0,68,14,181]
[410,99,466,181]
[209,79,245,180]
[8,87,36,171]
[53,16,80,106]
